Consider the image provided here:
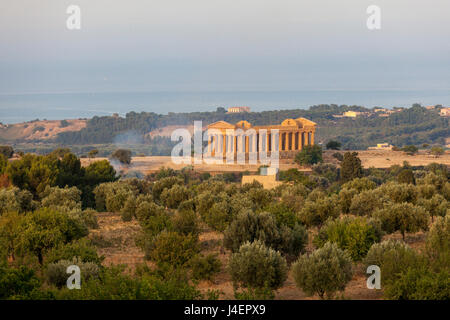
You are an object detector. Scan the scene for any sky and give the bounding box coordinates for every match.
[0,0,449,94]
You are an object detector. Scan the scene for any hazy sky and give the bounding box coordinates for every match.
[1,0,449,94]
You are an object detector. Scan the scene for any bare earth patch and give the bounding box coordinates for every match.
[89,212,145,269]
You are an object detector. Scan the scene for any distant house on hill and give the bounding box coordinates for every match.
[227,106,250,113]
[342,111,371,118]
[440,107,450,117]
[368,143,393,150]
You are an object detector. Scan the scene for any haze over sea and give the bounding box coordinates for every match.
[1,89,449,124]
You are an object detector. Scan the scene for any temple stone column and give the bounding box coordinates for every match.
[311,131,315,145]
[279,133,283,151]
[245,135,249,153]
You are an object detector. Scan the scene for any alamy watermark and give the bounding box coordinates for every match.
[66,5,81,30]
[366,265,381,289]
[367,5,381,30]
[66,265,81,289]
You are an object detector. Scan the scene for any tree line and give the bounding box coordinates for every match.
[53,104,448,151]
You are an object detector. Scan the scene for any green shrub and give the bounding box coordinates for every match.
[46,257,99,288]
[338,188,358,214]
[299,195,340,228]
[0,145,14,158]
[246,187,273,210]
[0,187,36,214]
[160,184,190,209]
[196,192,233,231]
[69,208,99,229]
[417,184,437,200]
[17,208,89,264]
[363,240,422,285]
[342,177,376,192]
[292,242,353,299]
[228,241,287,291]
[378,181,418,204]
[426,215,449,265]
[138,270,203,300]
[295,145,323,166]
[332,152,343,161]
[93,181,137,212]
[265,202,301,228]
[373,202,429,240]
[384,265,450,300]
[178,199,196,212]
[54,265,140,300]
[417,194,448,221]
[224,211,307,258]
[172,210,199,236]
[45,238,103,265]
[135,201,172,238]
[314,216,382,261]
[340,152,363,182]
[349,189,386,216]
[397,169,416,184]
[120,195,136,221]
[41,183,82,212]
[277,223,308,260]
[0,265,41,299]
[152,176,183,201]
[110,149,131,165]
[147,231,199,268]
[191,253,222,281]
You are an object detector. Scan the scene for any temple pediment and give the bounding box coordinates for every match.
[295,117,317,127]
[207,121,236,129]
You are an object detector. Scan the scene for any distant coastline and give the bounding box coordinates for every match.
[1,89,449,124]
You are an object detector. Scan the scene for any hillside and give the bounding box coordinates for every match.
[0,119,86,142]
[1,104,448,153]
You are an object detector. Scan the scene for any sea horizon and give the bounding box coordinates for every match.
[1,89,449,124]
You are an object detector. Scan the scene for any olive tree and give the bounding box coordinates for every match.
[17,208,88,264]
[299,195,340,228]
[314,216,382,261]
[425,215,449,263]
[224,211,308,258]
[363,240,422,286]
[292,242,353,299]
[228,241,287,292]
[373,202,429,240]
[0,187,36,214]
[40,185,82,212]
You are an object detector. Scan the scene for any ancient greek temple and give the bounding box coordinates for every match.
[205,117,317,159]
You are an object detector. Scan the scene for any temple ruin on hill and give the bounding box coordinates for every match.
[205,117,317,160]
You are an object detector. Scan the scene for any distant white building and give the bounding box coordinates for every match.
[440,107,450,117]
[227,106,250,113]
[368,143,393,150]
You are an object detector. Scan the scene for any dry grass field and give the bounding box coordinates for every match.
[90,211,430,300]
[81,149,450,175]
[81,156,304,174]
[0,119,86,141]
